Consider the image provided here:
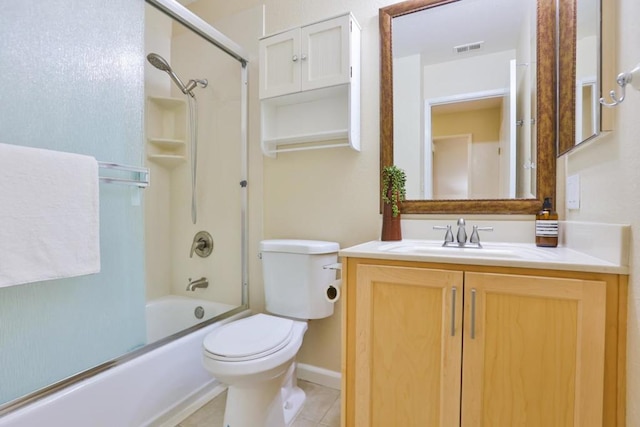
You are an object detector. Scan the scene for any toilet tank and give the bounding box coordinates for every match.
[260,239,339,320]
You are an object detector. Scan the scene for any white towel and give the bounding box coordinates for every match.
[0,143,100,288]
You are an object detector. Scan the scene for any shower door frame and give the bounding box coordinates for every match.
[0,0,250,417]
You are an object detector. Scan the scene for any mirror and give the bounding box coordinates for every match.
[558,0,605,155]
[380,0,556,214]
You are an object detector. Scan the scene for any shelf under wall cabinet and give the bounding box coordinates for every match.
[262,129,350,154]
[260,85,360,157]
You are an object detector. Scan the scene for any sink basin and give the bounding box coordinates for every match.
[380,241,520,258]
[378,240,554,260]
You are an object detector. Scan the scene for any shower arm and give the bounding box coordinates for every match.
[184,79,208,95]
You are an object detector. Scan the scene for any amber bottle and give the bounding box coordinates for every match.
[535,197,558,247]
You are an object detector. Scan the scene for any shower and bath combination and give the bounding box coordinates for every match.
[147,52,206,224]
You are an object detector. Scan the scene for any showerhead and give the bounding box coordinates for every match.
[147,53,172,73]
[146,52,192,96]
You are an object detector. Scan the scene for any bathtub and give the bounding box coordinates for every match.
[146,295,237,343]
[0,296,249,427]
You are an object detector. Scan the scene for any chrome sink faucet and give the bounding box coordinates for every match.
[434,218,493,248]
[186,277,208,291]
[456,218,467,244]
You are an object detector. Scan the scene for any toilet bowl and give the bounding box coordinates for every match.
[202,314,308,426]
[201,239,339,427]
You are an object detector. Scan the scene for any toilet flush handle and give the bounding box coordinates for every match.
[322,262,342,270]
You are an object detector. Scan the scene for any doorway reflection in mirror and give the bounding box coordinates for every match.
[391,0,537,201]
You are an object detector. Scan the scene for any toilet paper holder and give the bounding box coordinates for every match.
[325,279,343,303]
[323,262,342,303]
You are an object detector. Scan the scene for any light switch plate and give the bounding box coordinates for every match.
[567,174,580,210]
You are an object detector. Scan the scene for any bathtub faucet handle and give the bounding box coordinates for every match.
[190,231,214,258]
[190,239,206,258]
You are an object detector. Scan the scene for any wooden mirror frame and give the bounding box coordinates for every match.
[380,0,557,214]
[557,0,615,156]
[557,0,577,155]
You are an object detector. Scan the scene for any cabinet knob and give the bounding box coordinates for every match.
[292,55,298,62]
[301,54,307,61]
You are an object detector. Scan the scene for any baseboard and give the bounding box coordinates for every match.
[296,363,341,390]
[149,381,227,427]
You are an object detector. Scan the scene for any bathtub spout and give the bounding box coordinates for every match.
[187,277,208,291]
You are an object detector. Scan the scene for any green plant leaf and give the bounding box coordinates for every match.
[381,165,406,217]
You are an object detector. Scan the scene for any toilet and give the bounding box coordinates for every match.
[202,239,339,427]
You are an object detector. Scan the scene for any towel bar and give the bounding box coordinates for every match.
[98,161,150,188]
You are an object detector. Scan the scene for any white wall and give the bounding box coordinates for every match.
[515,7,536,199]
[393,54,423,199]
[561,0,640,424]
[423,50,515,100]
[576,35,598,81]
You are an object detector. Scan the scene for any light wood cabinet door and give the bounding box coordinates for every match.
[461,272,607,427]
[354,264,463,427]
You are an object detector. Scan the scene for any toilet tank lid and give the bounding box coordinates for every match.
[260,239,339,254]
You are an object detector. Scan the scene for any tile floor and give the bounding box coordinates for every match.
[176,380,340,427]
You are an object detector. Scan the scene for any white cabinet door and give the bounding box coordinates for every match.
[259,28,301,99]
[260,14,352,99]
[301,15,351,91]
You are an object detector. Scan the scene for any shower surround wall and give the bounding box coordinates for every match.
[144,4,257,309]
[0,0,145,405]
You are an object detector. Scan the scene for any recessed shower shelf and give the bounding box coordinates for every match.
[147,95,187,110]
[147,154,186,169]
[147,137,186,150]
[146,95,188,169]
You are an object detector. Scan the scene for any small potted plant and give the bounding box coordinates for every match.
[381,165,406,241]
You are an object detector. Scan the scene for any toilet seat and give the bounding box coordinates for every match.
[203,314,294,362]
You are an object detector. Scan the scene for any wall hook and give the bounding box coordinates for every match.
[600,63,640,107]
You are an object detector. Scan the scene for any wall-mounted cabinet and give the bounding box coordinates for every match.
[259,13,360,157]
[146,96,187,169]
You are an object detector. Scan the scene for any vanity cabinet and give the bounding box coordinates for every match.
[342,258,627,427]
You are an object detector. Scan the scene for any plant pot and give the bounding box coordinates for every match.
[381,194,402,241]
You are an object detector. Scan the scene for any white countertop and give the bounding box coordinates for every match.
[339,239,629,274]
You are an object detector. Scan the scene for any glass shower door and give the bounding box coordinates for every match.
[0,0,146,406]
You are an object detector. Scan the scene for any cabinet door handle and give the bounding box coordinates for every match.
[451,287,457,336]
[292,55,298,62]
[470,289,477,339]
[301,53,307,60]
